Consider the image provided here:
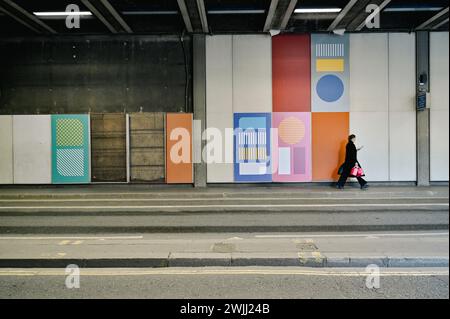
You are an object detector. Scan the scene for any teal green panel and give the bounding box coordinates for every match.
[52,115,90,184]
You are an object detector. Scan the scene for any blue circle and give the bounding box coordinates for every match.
[316,75,344,103]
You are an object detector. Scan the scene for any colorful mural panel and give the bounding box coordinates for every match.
[272,113,312,182]
[166,113,193,184]
[311,34,350,112]
[234,113,272,182]
[51,115,90,184]
[272,35,311,112]
[312,112,349,181]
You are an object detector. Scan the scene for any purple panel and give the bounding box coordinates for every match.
[293,147,306,175]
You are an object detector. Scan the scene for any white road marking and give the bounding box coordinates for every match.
[256,232,450,238]
[0,203,448,210]
[0,268,447,277]
[0,236,144,240]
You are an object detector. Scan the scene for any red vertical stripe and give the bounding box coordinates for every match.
[273,35,311,112]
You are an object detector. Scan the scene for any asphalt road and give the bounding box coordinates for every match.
[0,267,448,299]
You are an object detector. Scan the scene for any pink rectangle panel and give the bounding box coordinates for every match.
[272,113,312,182]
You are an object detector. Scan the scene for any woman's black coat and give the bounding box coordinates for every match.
[343,141,361,172]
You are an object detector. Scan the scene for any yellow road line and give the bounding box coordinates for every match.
[0,197,447,202]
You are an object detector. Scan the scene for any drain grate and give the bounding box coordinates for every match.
[296,243,319,252]
[212,243,236,253]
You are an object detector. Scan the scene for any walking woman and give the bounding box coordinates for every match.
[337,134,369,190]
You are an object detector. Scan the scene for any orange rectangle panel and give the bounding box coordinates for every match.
[312,113,349,181]
[166,113,193,184]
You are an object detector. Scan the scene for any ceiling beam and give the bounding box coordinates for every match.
[177,0,193,33]
[0,0,56,34]
[280,0,297,30]
[0,4,41,33]
[81,0,118,33]
[416,7,449,30]
[98,0,132,33]
[355,0,392,31]
[196,0,209,33]
[327,0,358,31]
[432,17,449,30]
[263,0,280,32]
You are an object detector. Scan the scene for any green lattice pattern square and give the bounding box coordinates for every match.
[56,119,84,147]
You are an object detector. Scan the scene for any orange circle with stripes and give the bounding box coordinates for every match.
[279,117,305,145]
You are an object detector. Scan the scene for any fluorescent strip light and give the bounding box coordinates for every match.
[34,11,93,17]
[122,11,178,15]
[384,7,443,12]
[295,8,342,14]
[208,10,266,14]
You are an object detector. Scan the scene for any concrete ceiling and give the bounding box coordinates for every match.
[0,0,448,36]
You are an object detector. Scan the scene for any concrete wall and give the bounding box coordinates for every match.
[0,36,192,115]
[206,35,234,183]
[13,115,51,184]
[204,33,427,183]
[0,115,13,184]
[350,33,390,182]
[388,33,416,182]
[350,33,416,182]
[430,32,449,181]
[1,32,445,185]
[206,35,272,183]
[232,35,272,113]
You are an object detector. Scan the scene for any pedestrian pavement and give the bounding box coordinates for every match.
[0,231,447,268]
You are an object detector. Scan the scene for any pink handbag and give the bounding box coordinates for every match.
[357,167,365,177]
[350,166,359,177]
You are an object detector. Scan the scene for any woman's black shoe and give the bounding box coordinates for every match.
[361,184,369,190]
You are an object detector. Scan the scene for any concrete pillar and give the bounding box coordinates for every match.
[193,34,207,187]
[416,31,430,186]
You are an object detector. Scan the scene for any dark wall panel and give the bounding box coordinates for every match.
[91,113,127,182]
[130,112,165,183]
[0,36,192,114]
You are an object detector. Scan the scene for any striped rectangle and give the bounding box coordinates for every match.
[316,59,345,72]
[234,113,272,182]
[316,43,345,57]
[56,149,85,177]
